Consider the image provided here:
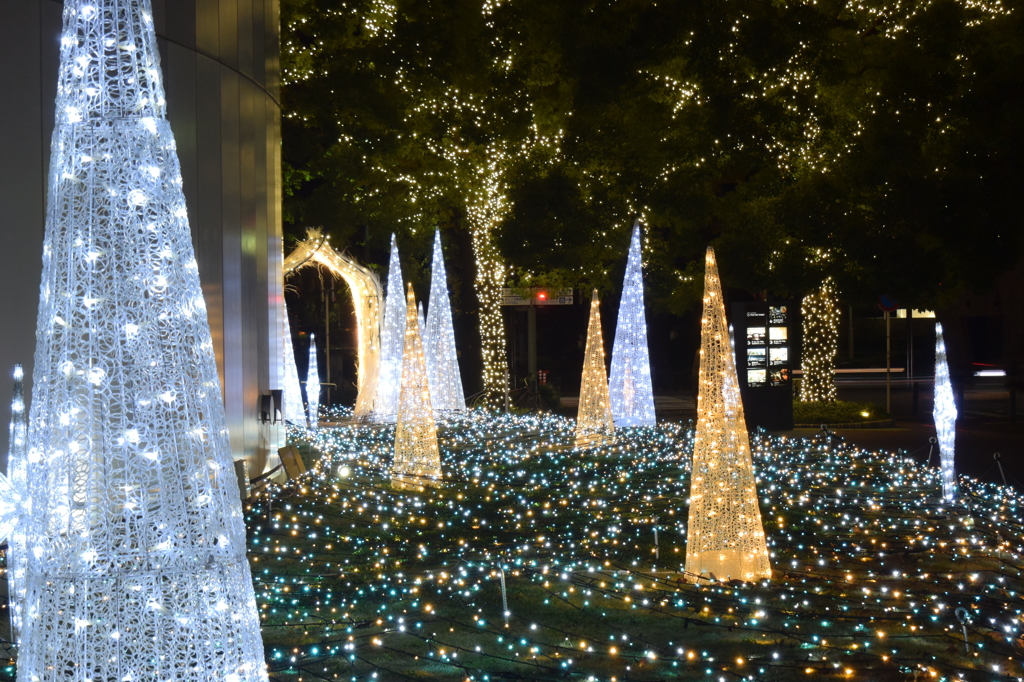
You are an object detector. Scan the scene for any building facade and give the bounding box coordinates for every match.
[0,0,284,474]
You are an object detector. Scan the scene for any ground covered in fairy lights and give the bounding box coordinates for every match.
[248,410,1024,681]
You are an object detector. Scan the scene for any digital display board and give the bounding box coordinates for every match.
[732,302,795,430]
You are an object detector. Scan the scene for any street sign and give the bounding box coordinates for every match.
[501,288,574,306]
[877,294,899,313]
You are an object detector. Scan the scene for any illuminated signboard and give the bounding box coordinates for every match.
[732,302,795,430]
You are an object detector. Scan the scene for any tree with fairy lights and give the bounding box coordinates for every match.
[799,277,839,403]
[19,2,268,680]
[575,290,615,448]
[375,235,406,420]
[393,284,443,490]
[282,0,1023,324]
[608,222,656,427]
[686,247,771,582]
[425,231,467,414]
[933,323,958,501]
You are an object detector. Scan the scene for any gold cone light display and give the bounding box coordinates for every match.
[574,290,615,448]
[685,247,771,582]
[393,284,443,490]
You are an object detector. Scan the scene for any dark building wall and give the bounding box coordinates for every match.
[0,0,284,471]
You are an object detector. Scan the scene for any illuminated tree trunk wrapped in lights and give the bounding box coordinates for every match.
[466,164,510,409]
[609,222,656,427]
[799,278,839,403]
[933,323,958,501]
[282,305,306,426]
[306,334,321,429]
[425,230,467,414]
[20,2,268,681]
[686,247,771,582]
[575,290,615,448]
[375,234,406,420]
[8,364,28,643]
[393,284,443,490]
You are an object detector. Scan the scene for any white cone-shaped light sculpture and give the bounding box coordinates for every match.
[609,222,656,427]
[375,234,406,420]
[425,231,466,413]
[575,290,615,448]
[8,364,28,643]
[307,334,321,429]
[934,323,958,501]
[19,3,268,680]
[393,284,443,490]
[283,305,306,426]
[685,247,771,582]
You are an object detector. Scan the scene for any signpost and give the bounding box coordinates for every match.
[878,295,899,413]
[732,302,795,430]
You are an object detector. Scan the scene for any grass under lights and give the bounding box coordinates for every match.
[793,400,891,426]
[249,409,1024,681]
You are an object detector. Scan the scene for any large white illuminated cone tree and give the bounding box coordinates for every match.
[8,364,28,643]
[425,231,466,414]
[575,290,615,448]
[934,323,958,501]
[19,2,268,680]
[282,305,306,426]
[393,284,443,490]
[609,222,656,427]
[685,247,771,582]
[374,234,406,420]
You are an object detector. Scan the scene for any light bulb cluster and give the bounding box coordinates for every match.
[799,278,840,403]
[241,407,1024,682]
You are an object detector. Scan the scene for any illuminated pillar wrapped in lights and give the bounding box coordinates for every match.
[425,230,467,414]
[934,323,957,501]
[19,2,268,680]
[609,222,656,427]
[8,364,28,642]
[393,284,443,490]
[685,247,771,582]
[799,278,839,403]
[575,290,615,448]
[306,334,320,429]
[374,234,406,420]
[282,305,306,426]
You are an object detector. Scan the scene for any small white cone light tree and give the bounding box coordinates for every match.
[19,2,268,680]
[425,230,467,414]
[575,290,615,448]
[609,222,656,427]
[799,278,839,403]
[393,284,443,490]
[375,234,406,420]
[934,323,958,501]
[282,304,307,426]
[685,247,772,582]
[307,333,321,429]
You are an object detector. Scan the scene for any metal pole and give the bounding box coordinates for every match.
[885,311,891,414]
[499,567,509,626]
[527,305,537,391]
[994,452,1007,486]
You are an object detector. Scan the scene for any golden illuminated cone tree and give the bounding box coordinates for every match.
[393,284,443,490]
[685,247,771,582]
[574,290,615,448]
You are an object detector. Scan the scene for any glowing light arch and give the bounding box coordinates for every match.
[284,229,384,418]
